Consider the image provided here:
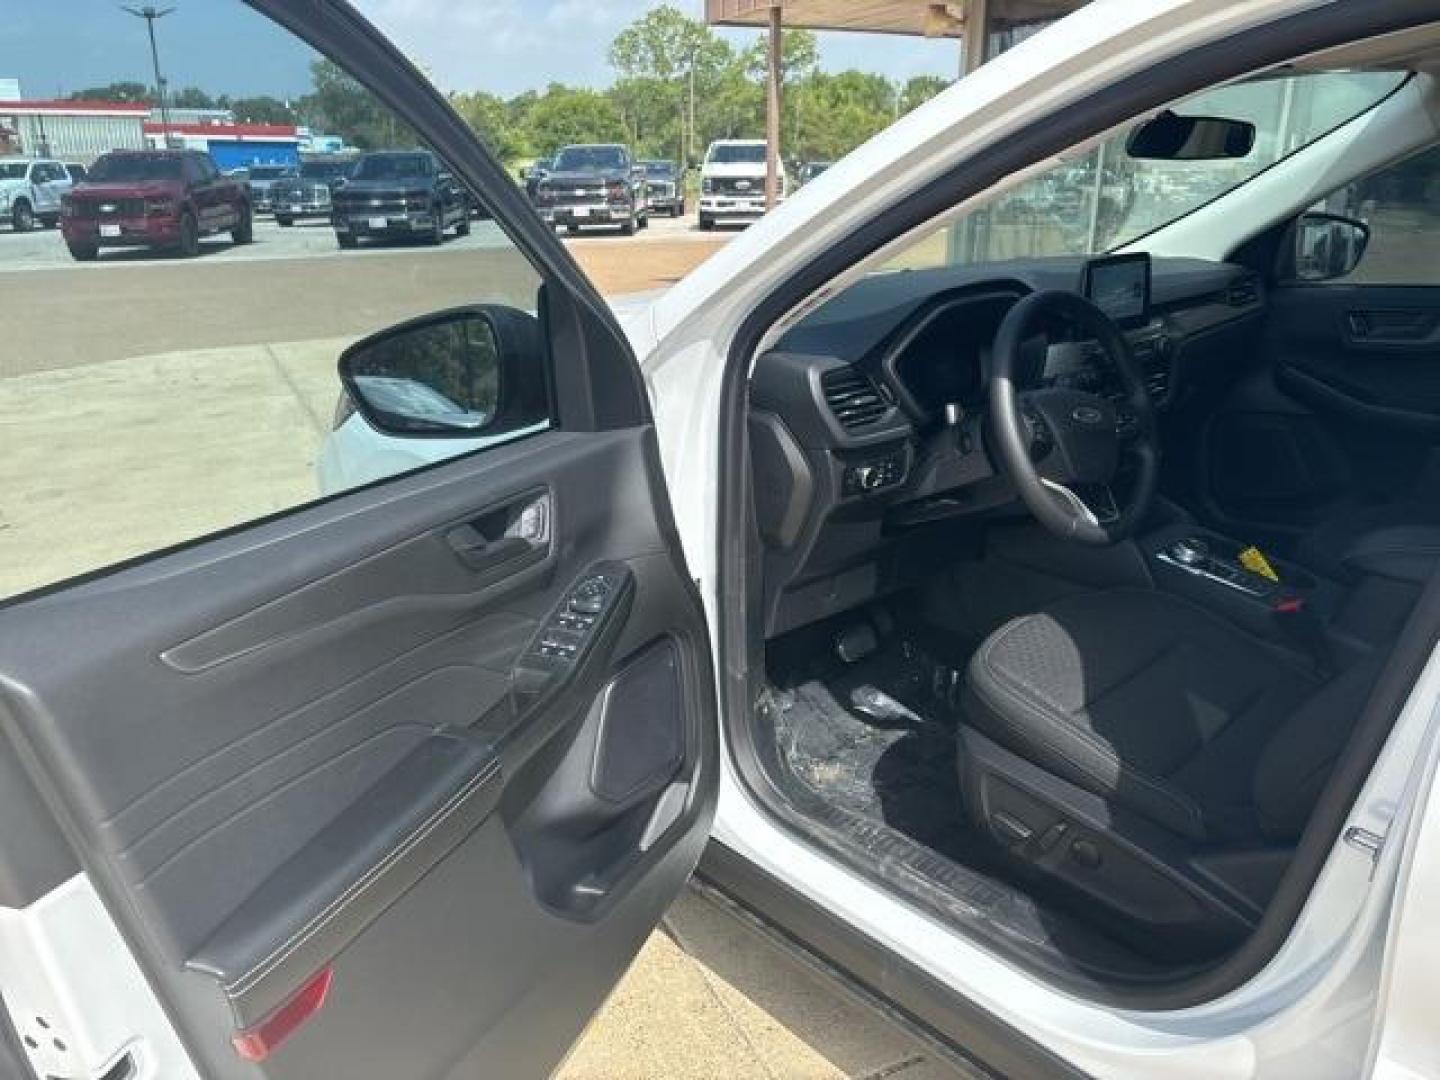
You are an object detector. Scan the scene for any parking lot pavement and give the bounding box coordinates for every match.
[0,210,724,274]
[560,885,977,1080]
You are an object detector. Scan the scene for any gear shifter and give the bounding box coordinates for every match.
[1170,537,1209,567]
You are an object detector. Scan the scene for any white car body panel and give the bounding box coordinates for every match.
[629,0,1440,1074]
[285,0,1440,1073]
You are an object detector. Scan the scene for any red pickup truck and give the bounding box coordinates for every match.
[60,149,252,261]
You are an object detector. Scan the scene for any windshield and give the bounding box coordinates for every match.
[553,146,625,171]
[248,165,293,179]
[642,162,674,177]
[884,70,1407,270]
[299,162,352,180]
[0,162,28,180]
[86,154,183,182]
[708,143,766,165]
[351,153,432,181]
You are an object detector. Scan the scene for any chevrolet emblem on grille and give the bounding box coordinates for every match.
[100,204,116,213]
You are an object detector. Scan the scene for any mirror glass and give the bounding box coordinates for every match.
[1125,110,1257,161]
[342,311,501,435]
[1295,213,1370,281]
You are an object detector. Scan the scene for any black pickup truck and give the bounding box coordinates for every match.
[532,143,649,235]
[330,150,470,248]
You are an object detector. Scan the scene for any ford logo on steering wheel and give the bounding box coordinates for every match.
[1071,405,1105,425]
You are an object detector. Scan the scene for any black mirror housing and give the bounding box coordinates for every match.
[1292,211,1371,282]
[338,304,549,438]
[1126,110,1257,160]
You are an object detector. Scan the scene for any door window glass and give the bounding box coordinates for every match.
[1303,143,1440,285]
[0,2,549,602]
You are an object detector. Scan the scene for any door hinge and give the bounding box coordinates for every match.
[1344,825,1385,877]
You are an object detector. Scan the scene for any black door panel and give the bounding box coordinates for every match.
[1200,283,1440,539]
[0,426,716,1079]
[1272,284,1440,429]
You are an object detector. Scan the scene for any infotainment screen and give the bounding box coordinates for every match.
[1083,253,1151,324]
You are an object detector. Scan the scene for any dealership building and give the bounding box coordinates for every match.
[0,99,147,161]
[142,121,302,169]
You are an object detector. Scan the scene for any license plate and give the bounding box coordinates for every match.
[99,223,121,238]
[367,216,387,229]
[571,207,590,219]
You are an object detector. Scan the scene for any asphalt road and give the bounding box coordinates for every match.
[0,214,721,378]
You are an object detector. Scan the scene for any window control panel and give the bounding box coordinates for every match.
[530,567,628,663]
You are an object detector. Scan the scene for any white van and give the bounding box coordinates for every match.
[698,139,786,230]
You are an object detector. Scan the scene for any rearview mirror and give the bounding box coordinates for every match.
[340,308,505,437]
[1126,110,1257,160]
[1293,212,1370,282]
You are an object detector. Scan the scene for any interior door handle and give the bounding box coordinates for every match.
[444,527,531,572]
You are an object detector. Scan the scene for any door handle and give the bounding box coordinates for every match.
[444,527,531,572]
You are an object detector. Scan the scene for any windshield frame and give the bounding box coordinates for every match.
[1109,70,1413,253]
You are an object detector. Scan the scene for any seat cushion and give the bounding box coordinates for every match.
[1297,501,1440,586]
[964,589,1320,842]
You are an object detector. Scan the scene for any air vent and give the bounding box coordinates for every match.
[820,366,890,430]
[1227,275,1260,307]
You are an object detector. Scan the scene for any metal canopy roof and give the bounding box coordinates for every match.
[705,0,1087,39]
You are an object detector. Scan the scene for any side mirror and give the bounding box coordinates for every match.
[338,305,547,438]
[1293,212,1370,282]
[1126,110,1256,160]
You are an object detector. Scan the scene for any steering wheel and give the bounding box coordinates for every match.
[988,290,1158,545]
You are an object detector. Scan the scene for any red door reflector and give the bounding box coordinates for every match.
[231,966,334,1062]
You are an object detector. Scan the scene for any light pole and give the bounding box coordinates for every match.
[121,5,175,147]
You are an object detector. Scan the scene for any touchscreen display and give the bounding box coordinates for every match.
[1085,256,1149,322]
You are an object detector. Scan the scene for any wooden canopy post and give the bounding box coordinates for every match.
[765,3,783,209]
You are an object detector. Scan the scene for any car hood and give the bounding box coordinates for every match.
[0,177,29,195]
[701,161,769,179]
[545,170,626,186]
[337,178,430,197]
[68,180,183,200]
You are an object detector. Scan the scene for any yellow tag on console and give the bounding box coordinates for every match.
[1239,545,1280,582]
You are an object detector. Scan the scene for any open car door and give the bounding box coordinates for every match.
[0,4,715,1079]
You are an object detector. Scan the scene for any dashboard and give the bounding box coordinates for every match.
[748,254,1267,637]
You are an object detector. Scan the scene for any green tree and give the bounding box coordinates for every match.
[609,5,733,166]
[69,82,151,104]
[229,96,297,125]
[524,86,627,157]
[900,75,950,114]
[170,86,217,109]
[450,90,526,162]
[297,59,410,148]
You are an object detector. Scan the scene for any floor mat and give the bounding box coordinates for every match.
[769,639,989,867]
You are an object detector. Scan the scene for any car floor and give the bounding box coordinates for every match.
[761,603,1177,984]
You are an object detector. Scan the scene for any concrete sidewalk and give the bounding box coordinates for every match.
[561,886,973,1080]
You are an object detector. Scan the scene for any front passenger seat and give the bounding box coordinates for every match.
[956,588,1381,960]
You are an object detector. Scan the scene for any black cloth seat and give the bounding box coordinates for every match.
[1296,501,1440,587]
[963,589,1380,844]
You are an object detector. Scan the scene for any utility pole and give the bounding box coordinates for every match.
[121,5,175,147]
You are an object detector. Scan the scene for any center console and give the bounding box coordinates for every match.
[1142,525,1337,662]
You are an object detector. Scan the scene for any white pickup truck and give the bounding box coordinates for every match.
[0,158,73,231]
[698,139,787,230]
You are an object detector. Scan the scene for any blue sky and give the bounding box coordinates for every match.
[2,0,962,101]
